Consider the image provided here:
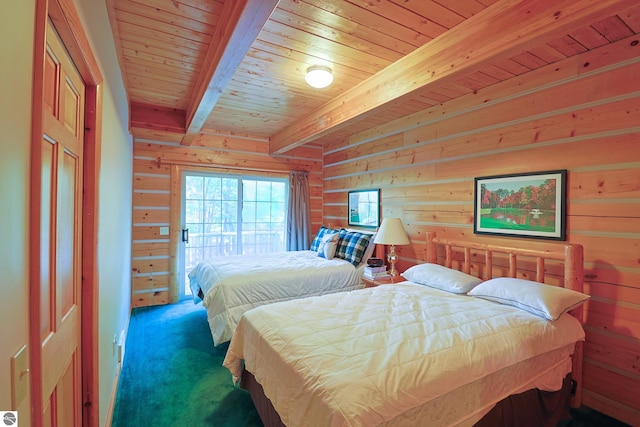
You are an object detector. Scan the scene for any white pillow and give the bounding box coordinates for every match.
[403,263,482,294]
[317,232,339,259]
[468,277,590,320]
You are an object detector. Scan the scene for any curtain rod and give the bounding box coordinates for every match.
[155,157,304,176]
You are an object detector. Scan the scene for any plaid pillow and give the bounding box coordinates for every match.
[310,226,339,252]
[335,230,373,267]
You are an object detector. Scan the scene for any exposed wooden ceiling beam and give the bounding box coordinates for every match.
[181,0,279,146]
[268,0,637,154]
[130,102,186,135]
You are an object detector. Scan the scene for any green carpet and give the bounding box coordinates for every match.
[112,300,263,427]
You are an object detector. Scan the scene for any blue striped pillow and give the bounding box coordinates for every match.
[335,230,372,267]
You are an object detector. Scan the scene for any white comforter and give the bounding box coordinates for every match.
[188,250,363,346]
[223,282,585,427]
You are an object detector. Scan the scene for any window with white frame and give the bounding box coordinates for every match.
[181,172,287,297]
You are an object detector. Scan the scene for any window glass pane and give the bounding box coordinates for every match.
[271,202,285,222]
[222,178,238,200]
[272,182,285,202]
[203,218,215,234]
[185,200,202,223]
[185,246,200,270]
[222,201,237,230]
[256,201,270,223]
[243,180,257,201]
[243,201,256,223]
[204,200,220,224]
[256,181,271,201]
[185,223,202,249]
[202,231,219,249]
[186,176,203,199]
[186,222,203,234]
[243,230,256,245]
[204,176,221,199]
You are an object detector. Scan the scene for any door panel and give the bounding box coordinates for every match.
[62,81,79,135]
[57,150,78,315]
[43,48,58,116]
[40,140,54,340]
[37,21,84,427]
[57,356,77,426]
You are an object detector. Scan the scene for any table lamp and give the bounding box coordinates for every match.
[373,218,410,280]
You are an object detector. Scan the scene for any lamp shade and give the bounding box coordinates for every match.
[305,65,333,88]
[374,218,410,245]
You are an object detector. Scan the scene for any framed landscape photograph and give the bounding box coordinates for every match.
[474,170,566,240]
[348,189,380,228]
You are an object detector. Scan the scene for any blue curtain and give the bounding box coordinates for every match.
[287,171,312,250]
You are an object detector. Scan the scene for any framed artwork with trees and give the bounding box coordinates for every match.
[474,170,566,240]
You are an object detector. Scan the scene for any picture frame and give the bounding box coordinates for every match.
[474,170,567,240]
[348,189,380,228]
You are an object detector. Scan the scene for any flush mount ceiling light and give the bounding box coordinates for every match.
[305,65,333,88]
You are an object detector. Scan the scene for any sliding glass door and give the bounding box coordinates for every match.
[180,172,287,299]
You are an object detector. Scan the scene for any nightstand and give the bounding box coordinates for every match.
[362,275,404,288]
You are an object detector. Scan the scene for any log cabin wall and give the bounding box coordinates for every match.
[131,135,323,308]
[322,36,640,424]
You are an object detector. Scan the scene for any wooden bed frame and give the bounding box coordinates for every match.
[424,231,584,408]
[240,232,586,425]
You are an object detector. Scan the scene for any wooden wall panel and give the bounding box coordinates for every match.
[132,208,170,224]
[131,134,323,307]
[131,290,169,308]
[585,330,640,376]
[322,35,640,424]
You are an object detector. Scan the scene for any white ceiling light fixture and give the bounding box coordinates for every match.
[305,65,333,88]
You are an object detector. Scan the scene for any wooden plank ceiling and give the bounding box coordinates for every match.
[107,0,640,153]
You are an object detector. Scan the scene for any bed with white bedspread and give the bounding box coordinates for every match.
[222,232,588,427]
[189,250,364,346]
[225,283,584,426]
[189,225,376,346]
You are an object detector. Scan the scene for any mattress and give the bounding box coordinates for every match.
[188,250,364,345]
[223,282,585,426]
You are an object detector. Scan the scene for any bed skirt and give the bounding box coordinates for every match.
[240,370,573,427]
[240,371,286,427]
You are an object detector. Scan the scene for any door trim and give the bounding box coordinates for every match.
[31,0,103,425]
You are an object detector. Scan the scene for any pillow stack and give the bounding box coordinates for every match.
[310,226,375,267]
[402,263,590,321]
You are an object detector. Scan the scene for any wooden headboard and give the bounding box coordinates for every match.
[424,231,585,407]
